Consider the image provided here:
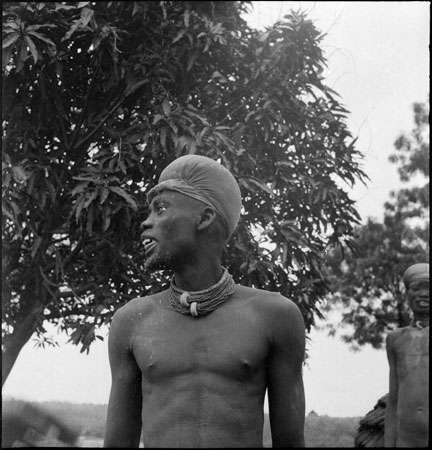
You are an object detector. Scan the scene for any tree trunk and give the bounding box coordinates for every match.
[2,304,43,387]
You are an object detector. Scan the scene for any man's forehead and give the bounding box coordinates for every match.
[409,280,430,287]
[149,190,176,202]
[148,189,197,206]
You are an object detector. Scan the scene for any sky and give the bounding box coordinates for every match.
[2,2,430,419]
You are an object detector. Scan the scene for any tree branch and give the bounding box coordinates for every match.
[70,66,101,150]
[74,79,149,153]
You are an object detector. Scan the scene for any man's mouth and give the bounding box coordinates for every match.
[414,297,430,307]
[417,300,429,307]
[143,238,157,255]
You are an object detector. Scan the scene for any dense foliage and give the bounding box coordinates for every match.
[323,99,429,350]
[2,1,366,384]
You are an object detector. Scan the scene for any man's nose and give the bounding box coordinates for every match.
[140,216,152,233]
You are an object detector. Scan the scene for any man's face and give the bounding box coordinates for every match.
[140,191,202,271]
[407,280,430,315]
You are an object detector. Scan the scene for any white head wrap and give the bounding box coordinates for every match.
[403,263,429,288]
[147,155,242,238]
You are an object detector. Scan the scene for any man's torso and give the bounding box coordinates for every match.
[123,285,281,447]
[392,326,429,447]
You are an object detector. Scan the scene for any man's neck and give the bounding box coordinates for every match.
[173,260,224,292]
[412,314,429,328]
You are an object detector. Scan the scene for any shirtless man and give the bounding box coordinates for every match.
[384,263,429,447]
[103,155,306,448]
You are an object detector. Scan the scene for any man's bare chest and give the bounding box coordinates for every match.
[396,329,429,356]
[395,329,429,379]
[130,305,269,383]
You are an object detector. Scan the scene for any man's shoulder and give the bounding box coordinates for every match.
[387,327,406,340]
[113,289,170,319]
[234,286,305,350]
[234,284,279,297]
[386,325,421,346]
[235,284,294,302]
[388,325,419,335]
[234,285,302,318]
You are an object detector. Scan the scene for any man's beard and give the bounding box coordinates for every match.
[144,249,173,271]
[144,255,167,271]
[144,249,192,273]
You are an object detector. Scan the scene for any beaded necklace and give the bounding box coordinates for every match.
[411,319,428,329]
[169,267,235,317]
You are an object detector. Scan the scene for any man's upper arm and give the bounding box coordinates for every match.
[266,296,306,448]
[386,332,398,400]
[104,306,143,448]
[384,332,398,447]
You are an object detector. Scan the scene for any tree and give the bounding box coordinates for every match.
[322,98,429,350]
[2,1,366,385]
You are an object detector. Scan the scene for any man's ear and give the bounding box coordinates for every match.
[196,207,217,231]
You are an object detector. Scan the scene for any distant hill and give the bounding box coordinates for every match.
[304,415,362,447]
[3,398,107,439]
[3,398,361,447]
[263,412,361,448]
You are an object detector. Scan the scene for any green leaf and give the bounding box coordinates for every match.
[102,205,112,231]
[119,160,127,174]
[100,187,110,204]
[3,21,19,31]
[62,20,81,41]
[213,131,233,148]
[2,204,15,221]
[55,4,77,10]
[86,203,95,235]
[16,42,28,72]
[26,24,57,31]
[24,36,38,64]
[183,9,190,28]
[184,109,209,125]
[12,166,28,182]
[160,126,168,149]
[258,31,270,42]
[83,190,98,209]
[125,79,149,96]
[73,176,102,183]
[2,33,20,49]
[162,99,171,116]
[153,114,163,125]
[72,182,89,196]
[55,62,63,77]
[74,196,86,223]
[244,177,274,196]
[68,329,82,345]
[26,173,36,195]
[109,186,137,210]
[187,51,198,72]
[2,45,13,68]
[44,178,56,203]
[189,140,197,154]
[31,236,43,260]
[80,7,94,28]
[173,30,185,44]
[54,248,62,277]
[27,31,56,48]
